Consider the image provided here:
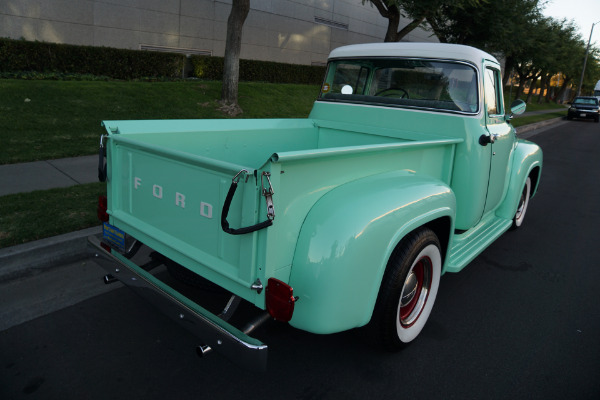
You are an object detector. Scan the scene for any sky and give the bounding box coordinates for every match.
[542,0,600,47]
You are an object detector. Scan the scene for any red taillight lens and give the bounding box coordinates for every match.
[100,241,112,252]
[265,278,296,322]
[97,195,109,222]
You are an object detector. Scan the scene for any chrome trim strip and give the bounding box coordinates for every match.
[88,236,268,371]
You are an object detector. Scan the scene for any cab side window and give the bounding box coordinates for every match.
[484,67,502,116]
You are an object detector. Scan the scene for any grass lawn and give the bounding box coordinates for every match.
[0,182,105,248]
[0,79,320,164]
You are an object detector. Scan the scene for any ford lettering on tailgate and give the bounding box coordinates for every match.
[113,148,254,279]
[132,176,214,219]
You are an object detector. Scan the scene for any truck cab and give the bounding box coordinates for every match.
[313,43,533,232]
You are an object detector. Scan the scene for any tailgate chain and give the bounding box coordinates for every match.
[261,172,275,221]
[221,170,275,235]
[98,134,107,182]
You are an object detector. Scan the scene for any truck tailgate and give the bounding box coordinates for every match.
[106,133,262,303]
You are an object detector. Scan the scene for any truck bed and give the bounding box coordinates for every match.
[102,118,461,308]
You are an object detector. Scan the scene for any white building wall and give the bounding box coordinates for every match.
[0,0,437,65]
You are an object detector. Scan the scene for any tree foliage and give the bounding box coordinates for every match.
[363,0,482,42]
[428,0,595,99]
[364,0,600,100]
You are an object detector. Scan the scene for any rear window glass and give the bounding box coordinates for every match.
[319,58,478,113]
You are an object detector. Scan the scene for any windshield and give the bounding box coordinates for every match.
[319,58,479,113]
[573,97,598,105]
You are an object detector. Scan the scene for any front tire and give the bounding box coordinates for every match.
[511,176,531,230]
[368,227,442,351]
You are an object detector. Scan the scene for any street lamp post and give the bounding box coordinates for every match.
[577,20,600,96]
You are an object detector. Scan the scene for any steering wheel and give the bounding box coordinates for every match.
[375,87,409,98]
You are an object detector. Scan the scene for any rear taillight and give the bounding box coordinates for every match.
[97,195,109,222]
[265,278,296,322]
[100,241,112,252]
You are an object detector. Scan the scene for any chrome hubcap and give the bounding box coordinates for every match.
[401,272,418,307]
[399,256,432,327]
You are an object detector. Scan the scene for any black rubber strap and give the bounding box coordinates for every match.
[98,145,107,182]
[221,180,273,235]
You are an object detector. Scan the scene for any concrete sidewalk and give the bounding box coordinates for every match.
[0,155,98,196]
[0,116,566,283]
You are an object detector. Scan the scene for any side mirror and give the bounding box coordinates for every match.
[506,99,526,121]
[510,99,526,116]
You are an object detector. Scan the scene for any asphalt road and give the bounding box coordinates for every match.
[1,120,599,400]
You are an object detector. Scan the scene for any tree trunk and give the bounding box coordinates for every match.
[545,80,554,103]
[368,1,424,42]
[221,0,250,111]
[537,73,548,104]
[395,17,425,42]
[502,57,514,88]
[515,76,527,100]
[526,76,540,103]
[525,83,534,103]
[383,6,401,42]
[556,78,572,103]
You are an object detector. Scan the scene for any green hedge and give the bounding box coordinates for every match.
[191,56,326,85]
[0,38,326,84]
[0,38,184,79]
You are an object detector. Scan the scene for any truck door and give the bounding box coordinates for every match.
[483,65,514,214]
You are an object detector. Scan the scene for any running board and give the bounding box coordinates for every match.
[445,216,512,273]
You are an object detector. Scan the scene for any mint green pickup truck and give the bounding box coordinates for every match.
[90,43,542,370]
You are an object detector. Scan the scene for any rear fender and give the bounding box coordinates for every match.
[288,170,455,334]
[496,139,543,220]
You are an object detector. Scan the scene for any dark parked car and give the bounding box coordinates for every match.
[567,96,600,122]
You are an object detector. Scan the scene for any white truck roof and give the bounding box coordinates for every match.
[328,42,499,67]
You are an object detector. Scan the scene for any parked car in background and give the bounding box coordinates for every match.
[567,96,600,122]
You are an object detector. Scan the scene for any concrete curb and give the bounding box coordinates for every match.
[516,117,565,137]
[0,226,102,283]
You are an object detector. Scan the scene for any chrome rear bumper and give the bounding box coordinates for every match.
[88,235,268,371]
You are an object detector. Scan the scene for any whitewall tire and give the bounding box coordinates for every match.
[368,227,442,351]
